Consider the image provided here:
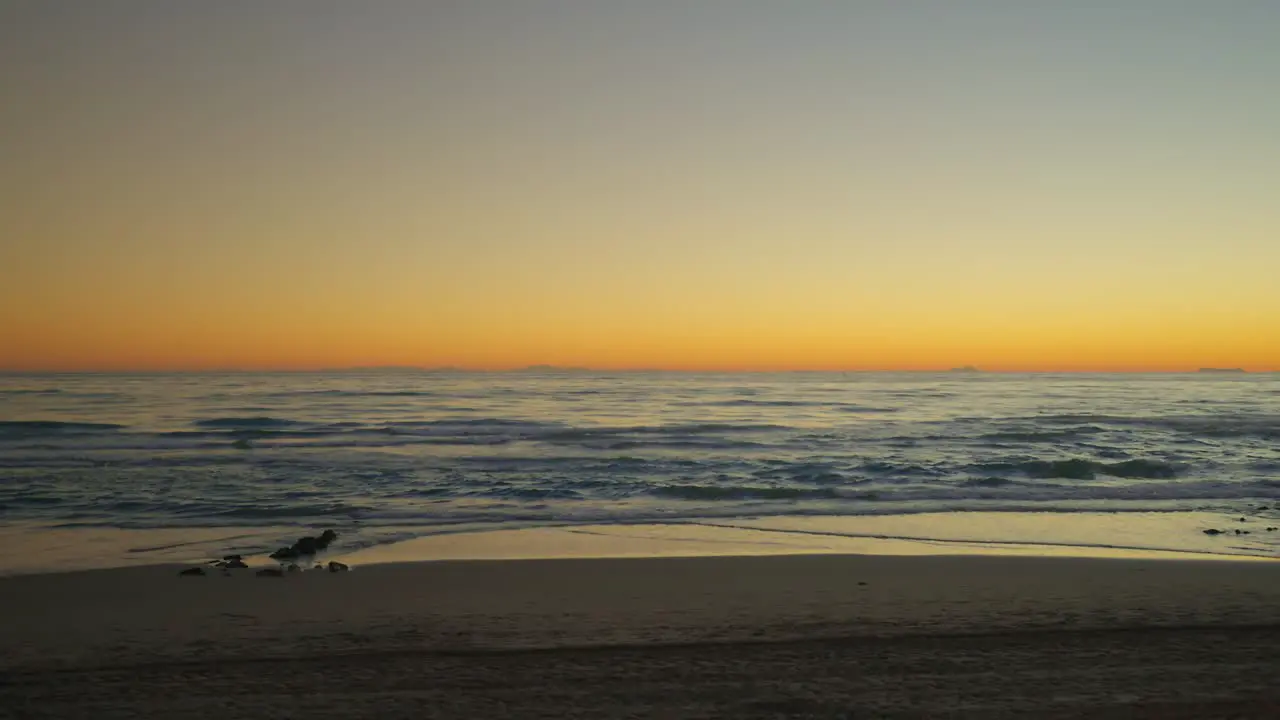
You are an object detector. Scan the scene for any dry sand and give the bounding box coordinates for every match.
[2,553,1279,718]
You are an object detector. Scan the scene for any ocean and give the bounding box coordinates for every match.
[2,371,1278,569]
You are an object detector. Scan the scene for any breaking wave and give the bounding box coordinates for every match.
[977,458,1182,480]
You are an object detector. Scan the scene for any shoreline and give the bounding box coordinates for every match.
[10,504,1280,576]
[3,509,1277,577]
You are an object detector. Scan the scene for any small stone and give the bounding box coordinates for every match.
[1203,529,1223,535]
[1266,527,1277,532]
[328,561,350,573]
[226,559,249,569]
[1238,517,1248,522]
[256,568,284,577]
[179,567,206,576]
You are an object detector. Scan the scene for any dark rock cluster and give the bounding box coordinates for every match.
[269,530,339,560]
[178,529,347,576]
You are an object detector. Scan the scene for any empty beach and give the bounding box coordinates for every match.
[3,551,1279,718]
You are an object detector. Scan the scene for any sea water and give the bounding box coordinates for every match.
[1,371,1277,570]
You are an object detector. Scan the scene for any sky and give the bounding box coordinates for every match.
[3,1,1279,372]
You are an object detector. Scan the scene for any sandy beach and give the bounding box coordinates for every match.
[3,552,1279,718]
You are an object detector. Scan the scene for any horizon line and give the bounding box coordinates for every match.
[0,366,1272,375]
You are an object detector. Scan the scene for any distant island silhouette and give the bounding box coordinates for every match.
[948,366,982,373]
[1198,368,1246,374]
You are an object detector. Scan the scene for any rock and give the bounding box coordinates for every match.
[256,568,284,577]
[1203,529,1223,535]
[226,559,248,569]
[1267,527,1277,532]
[270,530,340,561]
[313,564,323,570]
[179,567,206,576]
[1238,517,1248,522]
[223,554,243,561]
[328,561,350,573]
[232,438,252,450]
[286,563,302,573]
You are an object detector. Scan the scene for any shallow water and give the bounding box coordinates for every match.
[1,371,1278,568]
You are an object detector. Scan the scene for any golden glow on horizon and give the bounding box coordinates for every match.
[3,3,1278,373]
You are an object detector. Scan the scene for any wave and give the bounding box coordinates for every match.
[686,399,898,412]
[977,426,1105,443]
[960,476,1021,488]
[208,503,372,519]
[653,484,840,501]
[192,416,303,429]
[0,420,126,435]
[0,389,62,396]
[538,423,780,440]
[0,420,786,454]
[1031,414,1280,440]
[7,473,1278,537]
[976,458,1181,480]
[596,439,766,451]
[392,418,558,429]
[262,390,439,398]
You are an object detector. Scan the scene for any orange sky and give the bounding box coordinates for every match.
[3,3,1278,372]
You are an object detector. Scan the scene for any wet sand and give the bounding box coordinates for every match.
[2,553,1279,718]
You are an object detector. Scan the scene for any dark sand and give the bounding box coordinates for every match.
[2,554,1279,718]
